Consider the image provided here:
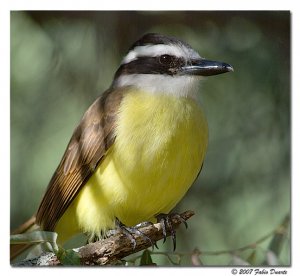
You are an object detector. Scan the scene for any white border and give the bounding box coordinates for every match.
[3,0,297,11]
[2,1,299,275]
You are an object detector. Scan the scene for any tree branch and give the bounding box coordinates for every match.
[13,210,195,266]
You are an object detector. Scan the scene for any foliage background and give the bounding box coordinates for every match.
[10,11,290,265]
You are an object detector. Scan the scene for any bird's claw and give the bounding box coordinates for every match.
[115,218,158,250]
[155,212,189,251]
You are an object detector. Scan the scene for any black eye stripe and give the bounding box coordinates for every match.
[159,54,175,65]
[114,55,185,79]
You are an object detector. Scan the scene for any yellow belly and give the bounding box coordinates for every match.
[55,90,208,243]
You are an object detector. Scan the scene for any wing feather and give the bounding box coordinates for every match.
[36,87,125,231]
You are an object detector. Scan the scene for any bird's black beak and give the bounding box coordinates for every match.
[181,59,234,76]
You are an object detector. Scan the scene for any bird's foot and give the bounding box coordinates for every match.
[115,218,158,250]
[155,212,188,251]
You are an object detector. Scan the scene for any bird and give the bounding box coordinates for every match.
[12,33,233,256]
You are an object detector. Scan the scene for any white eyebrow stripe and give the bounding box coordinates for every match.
[122,44,186,64]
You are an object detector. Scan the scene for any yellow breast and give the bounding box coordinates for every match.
[55,89,208,242]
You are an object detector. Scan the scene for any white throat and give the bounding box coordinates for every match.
[113,74,202,99]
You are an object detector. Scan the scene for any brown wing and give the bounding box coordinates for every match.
[36,87,125,231]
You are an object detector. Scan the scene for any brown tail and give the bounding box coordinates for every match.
[10,215,38,260]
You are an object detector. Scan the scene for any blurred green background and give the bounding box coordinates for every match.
[10,11,290,265]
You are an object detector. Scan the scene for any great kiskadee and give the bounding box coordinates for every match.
[13,33,233,252]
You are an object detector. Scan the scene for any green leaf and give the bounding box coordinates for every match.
[56,247,81,266]
[246,250,257,265]
[139,249,156,266]
[10,231,58,252]
[268,214,290,256]
[261,214,290,265]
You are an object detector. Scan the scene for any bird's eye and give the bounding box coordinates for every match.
[159,54,173,65]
